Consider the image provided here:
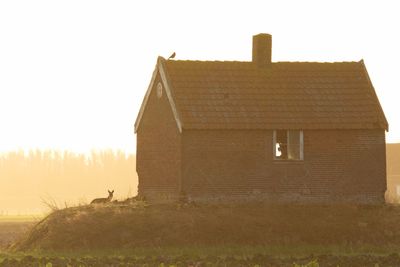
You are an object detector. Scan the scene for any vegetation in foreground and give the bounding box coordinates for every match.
[2,252,400,267]
[3,202,400,266]
[12,202,400,251]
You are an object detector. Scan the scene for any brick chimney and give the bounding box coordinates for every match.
[252,33,272,67]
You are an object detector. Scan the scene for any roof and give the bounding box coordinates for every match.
[135,57,388,132]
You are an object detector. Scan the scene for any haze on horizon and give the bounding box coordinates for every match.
[0,0,399,154]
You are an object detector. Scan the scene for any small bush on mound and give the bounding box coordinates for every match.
[10,202,400,251]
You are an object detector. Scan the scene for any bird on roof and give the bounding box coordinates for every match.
[168,52,176,60]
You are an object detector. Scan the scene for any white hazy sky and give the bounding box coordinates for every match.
[0,0,399,154]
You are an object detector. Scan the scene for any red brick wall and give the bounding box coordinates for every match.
[181,129,386,203]
[136,75,181,200]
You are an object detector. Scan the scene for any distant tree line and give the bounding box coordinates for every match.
[0,150,137,214]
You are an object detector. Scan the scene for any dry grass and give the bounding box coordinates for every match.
[11,202,400,252]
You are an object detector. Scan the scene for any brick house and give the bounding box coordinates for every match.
[134,33,388,204]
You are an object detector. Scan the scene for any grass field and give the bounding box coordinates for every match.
[1,245,400,266]
[3,203,400,266]
[0,217,37,250]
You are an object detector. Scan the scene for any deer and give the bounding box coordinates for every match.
[91,190,114,204]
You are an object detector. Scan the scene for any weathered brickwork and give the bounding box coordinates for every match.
[137,89,386,204]
[136,75,181,201]
[181,129,386,204]
[135,34,388,204]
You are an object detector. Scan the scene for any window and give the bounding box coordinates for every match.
[156,82,163,98]
[273,130,303,160]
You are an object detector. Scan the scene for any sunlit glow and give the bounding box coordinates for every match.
[275,143,282,157]
[0,0,399,155]
[0,1,400,216]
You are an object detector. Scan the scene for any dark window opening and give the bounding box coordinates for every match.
[274,130,303,160]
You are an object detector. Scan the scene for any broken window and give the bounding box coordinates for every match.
[273,130,303,160]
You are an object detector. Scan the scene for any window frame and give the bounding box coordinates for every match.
[272,130,304,161]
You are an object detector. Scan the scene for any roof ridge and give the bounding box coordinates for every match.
[164,59,362,64]
[275,60,361,64]
[165,59,249,64]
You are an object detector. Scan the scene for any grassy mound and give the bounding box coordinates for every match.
[11,202,400,251]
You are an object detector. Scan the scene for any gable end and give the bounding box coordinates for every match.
[360,60,389,131]
[134,57,182,133]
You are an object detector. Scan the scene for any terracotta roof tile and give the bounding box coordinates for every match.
[162,59,388,130]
